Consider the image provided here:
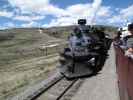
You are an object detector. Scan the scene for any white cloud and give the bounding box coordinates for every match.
[107,5,133,26]
[64,0,104,24]
[66,4,91,18]
[8,0,49,13]
[41,5,65,17]
[108,15,123,24]
[8,0,106,20]
[43,17,77,27]
[14,15,45,22]
[44,0,113,27]
[8,0,65,16]
[5,22,15,28]
[120,5,133,18]
[0,11,13,18]
[21,21,38,27]
[0,22,16,29]
[7,0,132,28]
[97,6,111,17]
[8,0,110,27]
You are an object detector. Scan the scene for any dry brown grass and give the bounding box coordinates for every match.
[0,28,66,100]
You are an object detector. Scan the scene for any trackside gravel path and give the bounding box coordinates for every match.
[72,45,120,100]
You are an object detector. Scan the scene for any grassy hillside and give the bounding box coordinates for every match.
[0,28,65,99]
[43,25,117,39]
[0,28,64,66]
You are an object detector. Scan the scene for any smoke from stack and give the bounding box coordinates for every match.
[89,0,102,25]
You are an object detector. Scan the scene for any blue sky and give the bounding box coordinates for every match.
[0,0,133,29]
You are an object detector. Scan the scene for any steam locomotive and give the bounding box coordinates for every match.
[58,19,112,79]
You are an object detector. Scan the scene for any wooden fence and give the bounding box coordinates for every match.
[39,42,68,56]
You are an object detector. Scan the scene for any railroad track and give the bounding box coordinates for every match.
[34,77,78,100]
[10,72,84,100]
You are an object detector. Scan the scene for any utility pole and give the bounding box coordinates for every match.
[38,23,43,34]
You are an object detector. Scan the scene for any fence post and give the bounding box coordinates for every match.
[46,47,47,56]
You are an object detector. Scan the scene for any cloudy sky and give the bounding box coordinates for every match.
[0,0,133,29]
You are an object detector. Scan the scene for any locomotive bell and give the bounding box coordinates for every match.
[78,19,87,25]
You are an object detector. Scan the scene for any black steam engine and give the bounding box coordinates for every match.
[59,19,112,79]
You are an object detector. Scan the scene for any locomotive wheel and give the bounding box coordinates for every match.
[67,65,74,73]
[94,54,107,72]
[59,57,66,65]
